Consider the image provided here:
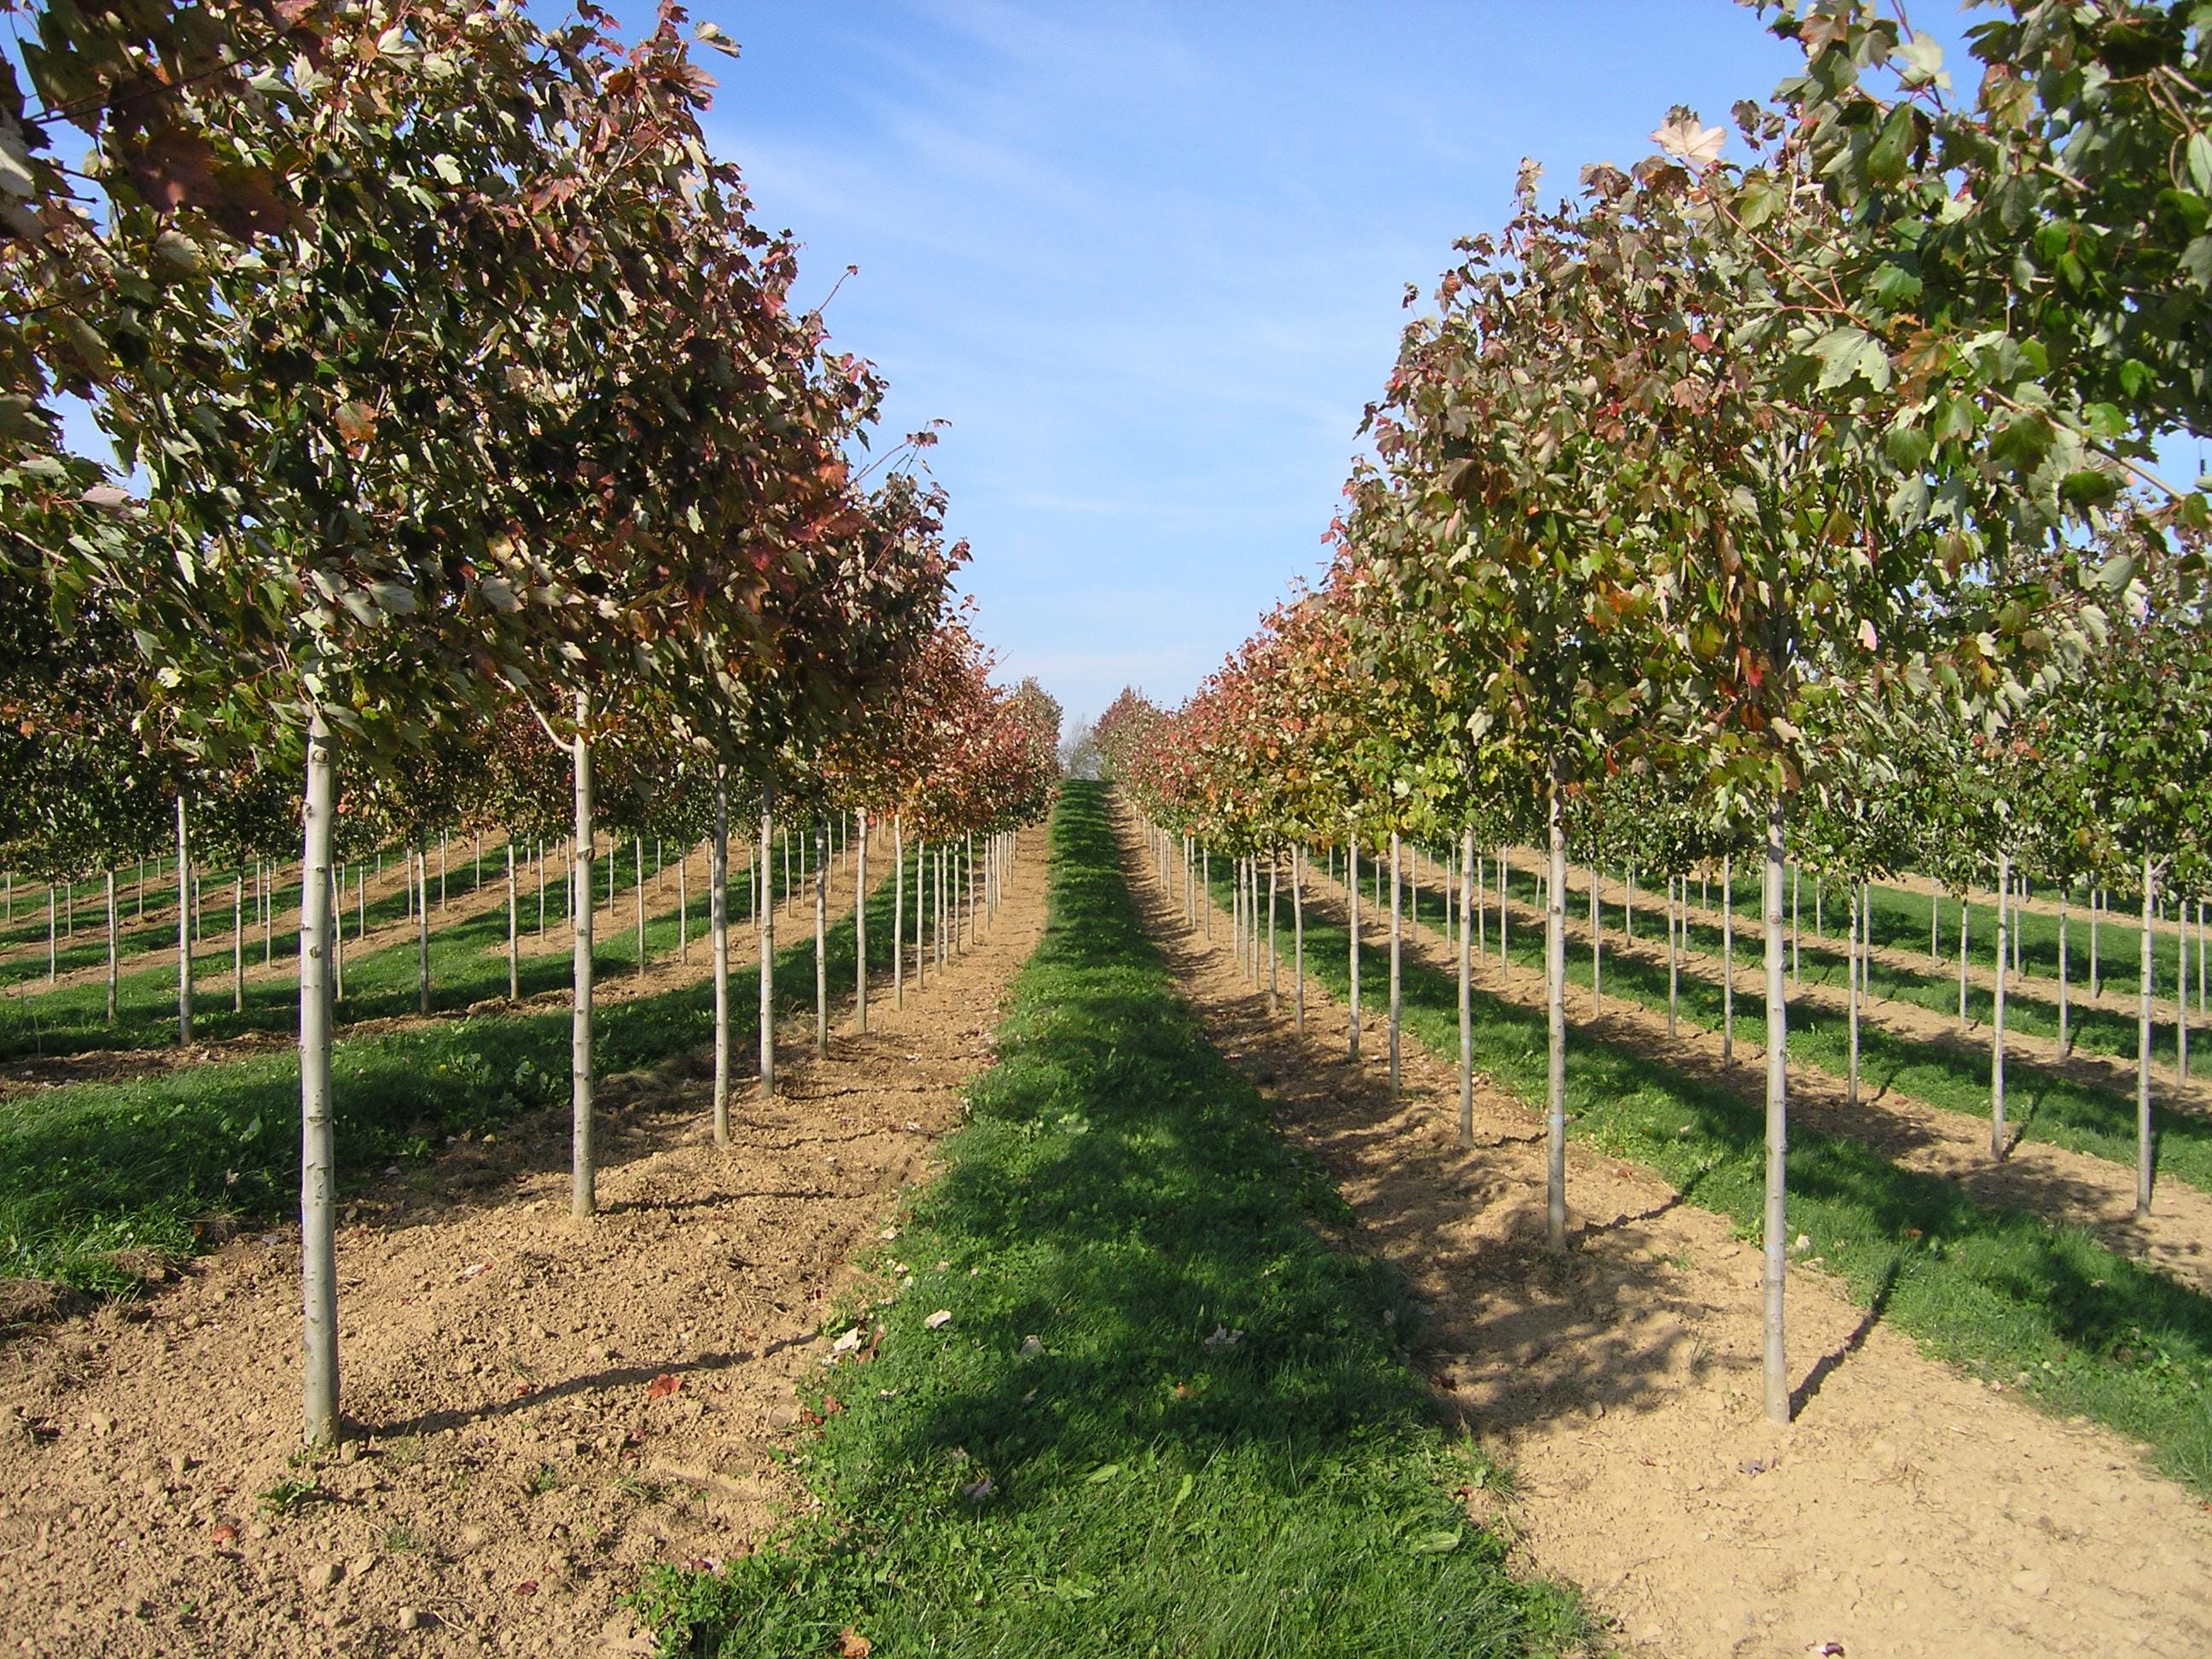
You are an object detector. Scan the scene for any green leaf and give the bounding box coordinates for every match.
[2187,132,2212,196]
[1810,326,1892,393]
[1410,1528,1463,1556]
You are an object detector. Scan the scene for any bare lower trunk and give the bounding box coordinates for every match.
[1992,849,2010,1157]
[1458,824,1475,1146]
[894,817,906,1010]
[1267,850,1278,1010]
[1761,800,1790,1425]
[571,699,597,1220]
[299,710,339,1445]
[814,821,829,1059]
[2139,859,2156,1217]
[416,836,431,1017]
[1721,853,1734,1064]
[506,841,518,1001]
[1848,882,1862,1107]
[1666,875,1679,1038]
[760,789,777,1101]
[1292,846,1306,1034]
[176,795,193,1045]
[634,837,646,980]
[2058,894,2070,1056]
[105,871,117,1023]
[856,808,870,1034]
[1545,774,1568,1250]
[1348,840,1361,1063]
[711,776,731,1146]
[1388,833,1402,1094]
[1588,865,1600,1016]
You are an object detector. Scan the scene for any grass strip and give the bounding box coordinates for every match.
[0,857,899,1296]
[635,783,1584,1659]
[1241,864,2212,1493]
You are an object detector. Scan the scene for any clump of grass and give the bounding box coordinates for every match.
[635,783,1585,1659]
[256,1474,320,1517]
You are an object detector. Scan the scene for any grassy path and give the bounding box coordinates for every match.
[638,783,1584,1658]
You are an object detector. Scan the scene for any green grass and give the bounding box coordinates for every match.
[635,783,1586,1659]
[1247,863,2212,1494]
[1380,863,2212,1202]
[0,854,899,1296]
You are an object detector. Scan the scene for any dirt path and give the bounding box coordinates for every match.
[1304,863,2212,1298]
[1124,812,2212,1659]
[0,834,857,1103]
[0,829,1049,1658]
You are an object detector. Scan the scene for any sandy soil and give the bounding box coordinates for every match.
[0,829,1048,1656]
[1122,807,2212,1659]
[1304,862,2212,1298]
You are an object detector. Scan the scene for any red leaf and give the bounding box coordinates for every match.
[210,1522,240,1547]
[837,1630,873,1658]
[643,1372,681,1400]
[514,1580,538,1598]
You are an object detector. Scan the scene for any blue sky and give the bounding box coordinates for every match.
[691,2,1823,728]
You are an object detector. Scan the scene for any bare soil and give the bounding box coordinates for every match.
[1126,812,2212,1659]
[0,830,1049,1656]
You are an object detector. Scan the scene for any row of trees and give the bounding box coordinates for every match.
[1103,1,2210,1423]
[3,4,1056,1442]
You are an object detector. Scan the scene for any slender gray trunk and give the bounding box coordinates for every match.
[1266,849,1278,1010]
[1668,875,1679,1038]
[1588,864,1600,1015]
[1848,881,1862,1107]
[1545,776,1569,1250]
[1761,800,1790,1425]
[678,835,689,963]
[505,841,519,1001]
[1292,845,1306,1034]
[571,697,597,1219]
[1992,849,2010,1157]
[856,807,870,1033]
[1458,824,1475,1145]
[1721,853,1734,1064]
[2058,892,2070,1055]
[760,788,777,1100]
[1348,840,1361,1062]
[1388,833,1402,1094]
[416,836,431,1017]
[299,709,339,1445]
[1957,900,1970,1028]
[1791,865,1801,987]
[711,775,731,1146]
[814,820,829,1058]
[232,874,243,1013]
[175,795,193,1043]
[634,836,646,980]
[2092,887,2102,996]
[104,870,117,1023]
[2139,859,2157,1216]
[894,816,906,1010]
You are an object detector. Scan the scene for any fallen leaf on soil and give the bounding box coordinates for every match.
[837,1629,873,1657]
[644,1373,681,1400]
[832,1326,865,1353]
[924,1308,952,1330]
[210,1522,239,1546]
[1807,1644,1845,1656]
[514,1580,538,1598]
[457,1262,490,1281]
[819,1396,844,1417]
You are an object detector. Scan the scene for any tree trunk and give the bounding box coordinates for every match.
[1667,875,1679,1039]
[634,837,646,980]
[571,699,597,1219]
[678,836,689,963]
[1292,844,1306,1034]
[2058,892,2071,1056]
[1958,901,1970,1029]
[104,870,117,1024]
[711,775,731,1147]
[175,795,193,1044]
[47,884,55,984]
[1992,850,2010,1158]
[412,837,429,1016]
[813,820,830,1058]
[1545,773,1569,1251]
[1930,874,1941,964]
[1388,832,1402,1095]
[1761,800,1790,1425]
[1458,824,1475,1146]
[299,709,340,1446]
[232,873,244,1014]
[1498,851,1507,962]
[1588,864,1601,1016]
[333,870,345,1000]
[1721,853,1734,1065]
[856,807,870,1034]
[1848,881,1862,1108]
[1348,840,1361,1063]
[2179,904,2191,1086]
[1202,845,1211,940]
[1266,849,1278,1010]
[2091,887,2102,996]
[894,816,906,1010]
[2139,859,2157,1217]
[760,788,777,1101]
[1791,864,1801,988]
